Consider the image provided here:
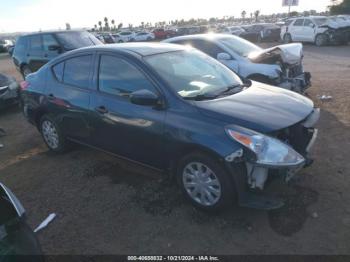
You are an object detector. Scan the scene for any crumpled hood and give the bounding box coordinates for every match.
[248,43,303,66]
[194,82,314,133]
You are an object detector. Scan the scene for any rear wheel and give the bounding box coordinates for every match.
[40,115,67,153]
[177,152,236,211]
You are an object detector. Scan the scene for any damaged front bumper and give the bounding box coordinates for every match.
[278,71,311,93]
[225,109,319,210]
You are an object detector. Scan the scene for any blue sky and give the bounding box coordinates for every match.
[0,0,332,32]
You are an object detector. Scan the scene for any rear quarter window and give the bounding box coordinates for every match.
[293,19,304,26]
[63,55,92,89]
[52,62,64,82]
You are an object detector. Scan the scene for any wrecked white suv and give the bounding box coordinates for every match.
[281,16,350,46]
[164,34,311,93]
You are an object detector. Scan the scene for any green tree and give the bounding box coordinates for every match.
[254,10,260,22]
[118,23,123,30]
[111,19,115,31]
[241,10,246,22]
[329,0,350,14]
[98,21,102,31]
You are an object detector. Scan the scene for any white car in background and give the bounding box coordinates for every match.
[281,16,350,46]
[221,26,245,36]
[114,31,136,43]
[134,31,155,41]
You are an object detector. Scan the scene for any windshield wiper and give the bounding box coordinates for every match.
[183,93,218,101]
[215,84,244,97]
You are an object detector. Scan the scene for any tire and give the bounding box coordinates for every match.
[118,40,123,43]
[176,152,236,211]
[257,34,262,43]
[39,114,67,153]
[283,33,292,44]
[315,34,327,47]
[21,65,32,79]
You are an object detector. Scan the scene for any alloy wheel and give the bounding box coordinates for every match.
[182,162,222,206]
[41,120,59,149]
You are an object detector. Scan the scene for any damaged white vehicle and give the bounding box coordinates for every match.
[281,16,350,46]
[164,34,311,93]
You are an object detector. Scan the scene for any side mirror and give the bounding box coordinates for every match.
[0,183,25,222]
[130,89,159,106]
[240,77,252,87]
[217,52,232,61]
[48,45,61,52]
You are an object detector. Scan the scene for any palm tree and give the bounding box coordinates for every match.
[104,17,109,31]
[254,10,260,22]
[111,19,115,31]
[250,13,253,22]
[98,21,102,31]
[241,10,246,22]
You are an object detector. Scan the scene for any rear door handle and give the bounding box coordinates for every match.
[95,106,108,114]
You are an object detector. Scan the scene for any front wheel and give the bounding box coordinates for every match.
[315,34,327,47]
[40,115,67,153]
[177,152,236,211]
[283,33,292,44]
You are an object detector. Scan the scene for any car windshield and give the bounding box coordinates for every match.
[145,50,242,99]
[313,18,328,26]
[218,36,261,57]
[56,31,101,50]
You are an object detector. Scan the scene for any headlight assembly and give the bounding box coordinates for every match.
[226,128,305,167]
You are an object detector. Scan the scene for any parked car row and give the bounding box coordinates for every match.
[281,15,350,46]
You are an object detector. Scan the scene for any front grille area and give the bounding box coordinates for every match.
[287,64,303,78]
[270,122,314,156]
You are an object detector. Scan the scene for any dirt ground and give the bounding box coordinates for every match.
[0,43,350,255]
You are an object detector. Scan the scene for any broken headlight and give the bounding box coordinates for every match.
[226,128,305,167]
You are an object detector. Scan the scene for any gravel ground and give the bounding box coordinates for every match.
[0,43,350,255]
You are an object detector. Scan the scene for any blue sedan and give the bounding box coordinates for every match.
[20,43,319,211]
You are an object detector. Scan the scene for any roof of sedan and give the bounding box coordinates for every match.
[163,33,232,42]
[79,42,187,56]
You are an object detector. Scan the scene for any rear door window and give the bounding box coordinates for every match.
[190,39,225,59]
[293,19,304,26]
[62,55,92,89]
[29,35,43,51]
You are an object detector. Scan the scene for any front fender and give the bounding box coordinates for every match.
[238,62,281,79]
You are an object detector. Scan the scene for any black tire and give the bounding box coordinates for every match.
[118,40,123,43]
[257,34,262,43]
[176,152,236,211]
[315,34,327,47]
[21,65,32,79]
[39,114,67,153]
[283,33,292,44]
